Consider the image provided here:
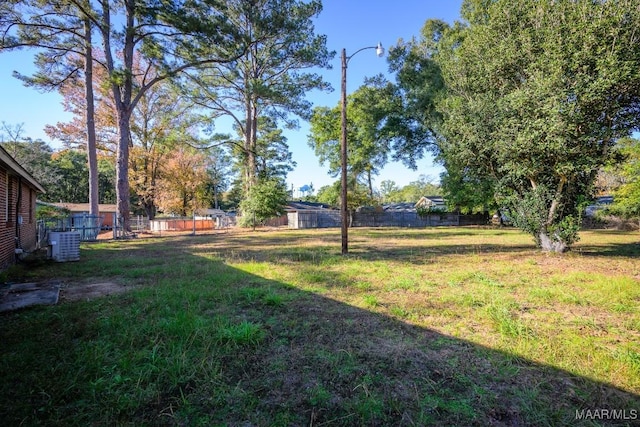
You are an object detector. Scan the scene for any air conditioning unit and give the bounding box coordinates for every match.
[48,231,81,262]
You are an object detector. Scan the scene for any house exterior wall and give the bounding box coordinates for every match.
[0,166,38,269]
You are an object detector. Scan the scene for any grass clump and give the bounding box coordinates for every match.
[216,320,265,346]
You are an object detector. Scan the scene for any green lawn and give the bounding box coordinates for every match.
[1,227,639,426]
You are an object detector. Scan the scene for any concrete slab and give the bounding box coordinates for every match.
[0,282,60,312]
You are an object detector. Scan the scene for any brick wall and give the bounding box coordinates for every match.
[0,166,39,269]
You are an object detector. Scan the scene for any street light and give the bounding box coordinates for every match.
[340,42,384,255]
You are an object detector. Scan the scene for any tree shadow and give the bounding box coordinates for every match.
[1,236,638,426]
[201,227,640,261]
[577,242,640,258]
[161,229,534,264]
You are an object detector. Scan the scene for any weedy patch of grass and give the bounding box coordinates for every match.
[238,285,286,307]
[216,320,265,346]
[389,305,410,319]
[485,302,533,339]
[308,382,332,407]
[1,228,639,425]
[362,294,380,308]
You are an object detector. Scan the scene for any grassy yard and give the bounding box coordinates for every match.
[1,227,639,426]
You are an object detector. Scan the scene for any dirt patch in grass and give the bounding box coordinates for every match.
[60,281,133,302]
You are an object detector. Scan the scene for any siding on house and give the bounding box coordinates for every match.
[0,147,46,269]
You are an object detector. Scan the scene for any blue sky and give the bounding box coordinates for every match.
[0,0,463,194]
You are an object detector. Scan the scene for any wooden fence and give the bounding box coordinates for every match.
[286,210,489,229]
[288,210,342,229]
[149,218,215,232]
[352,212,489,228]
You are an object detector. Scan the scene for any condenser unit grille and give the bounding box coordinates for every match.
[48,231,81,262]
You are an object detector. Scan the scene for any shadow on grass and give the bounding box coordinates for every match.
[214,240,539,264]
[577,243,640,258]
[212,227,640,261]
[0,236,638,426]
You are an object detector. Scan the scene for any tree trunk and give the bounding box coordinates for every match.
[245,102,259,192]
[243,99,254,193]
[116,112,132,231]
[251,103,258,181]
[84,17,99,218]
[538,231,568,253]
[104,0,135,232]
[144,203,154,220]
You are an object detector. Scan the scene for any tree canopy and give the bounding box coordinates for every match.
[430,0,640,251]
[238,177,289,228]
[177,0,333,195]
[308,77,400,199]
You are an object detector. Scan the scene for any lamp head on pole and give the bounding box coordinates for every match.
[376,42,385,57]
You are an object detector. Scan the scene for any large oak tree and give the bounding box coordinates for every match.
[435,0,640,251]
